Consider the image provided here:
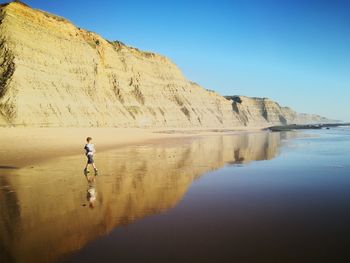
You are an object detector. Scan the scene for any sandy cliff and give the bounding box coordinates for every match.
[0,2,330,127]
[225,96,330,126]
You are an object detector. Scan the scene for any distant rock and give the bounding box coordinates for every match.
[225,96,334,126]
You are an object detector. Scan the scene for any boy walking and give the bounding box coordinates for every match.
[84,137,98,175]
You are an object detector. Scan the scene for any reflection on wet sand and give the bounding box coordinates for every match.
[0,131,296,263]
[85,174,97,209]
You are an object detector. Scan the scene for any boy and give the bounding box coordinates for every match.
[84,137,98,174]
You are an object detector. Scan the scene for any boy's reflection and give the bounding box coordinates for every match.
[85,174,97,209]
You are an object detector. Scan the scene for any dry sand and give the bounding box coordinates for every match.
[0,127,261,168]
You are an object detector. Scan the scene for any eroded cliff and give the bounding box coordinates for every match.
[226,96,330,126]
[0,2,330,127]
[0,2,240,127]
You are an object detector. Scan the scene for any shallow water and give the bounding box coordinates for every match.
[1,129,350,263]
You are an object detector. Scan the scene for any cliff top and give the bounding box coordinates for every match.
[225,95,274,104]
[0,1,168,61]
[0,0,28,7]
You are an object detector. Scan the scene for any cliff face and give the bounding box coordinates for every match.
[0,2,330,127]
[0,2,239,127]
[225,96,331,126]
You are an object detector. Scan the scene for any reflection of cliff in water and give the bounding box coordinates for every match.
[0,131,296,263]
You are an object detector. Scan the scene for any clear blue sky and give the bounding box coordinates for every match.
[7,0,350,121]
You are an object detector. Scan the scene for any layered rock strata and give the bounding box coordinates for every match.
[0,2,331,127]
[225,96,330,126]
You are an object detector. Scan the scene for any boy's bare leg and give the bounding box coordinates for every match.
[84,163,90,175]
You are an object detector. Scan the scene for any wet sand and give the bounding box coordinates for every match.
[0,127,259,168]
[3,128,348,263]
[0,130,284,263]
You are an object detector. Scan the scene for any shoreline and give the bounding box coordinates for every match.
[266,122,350,132]
[0,127,263,168]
